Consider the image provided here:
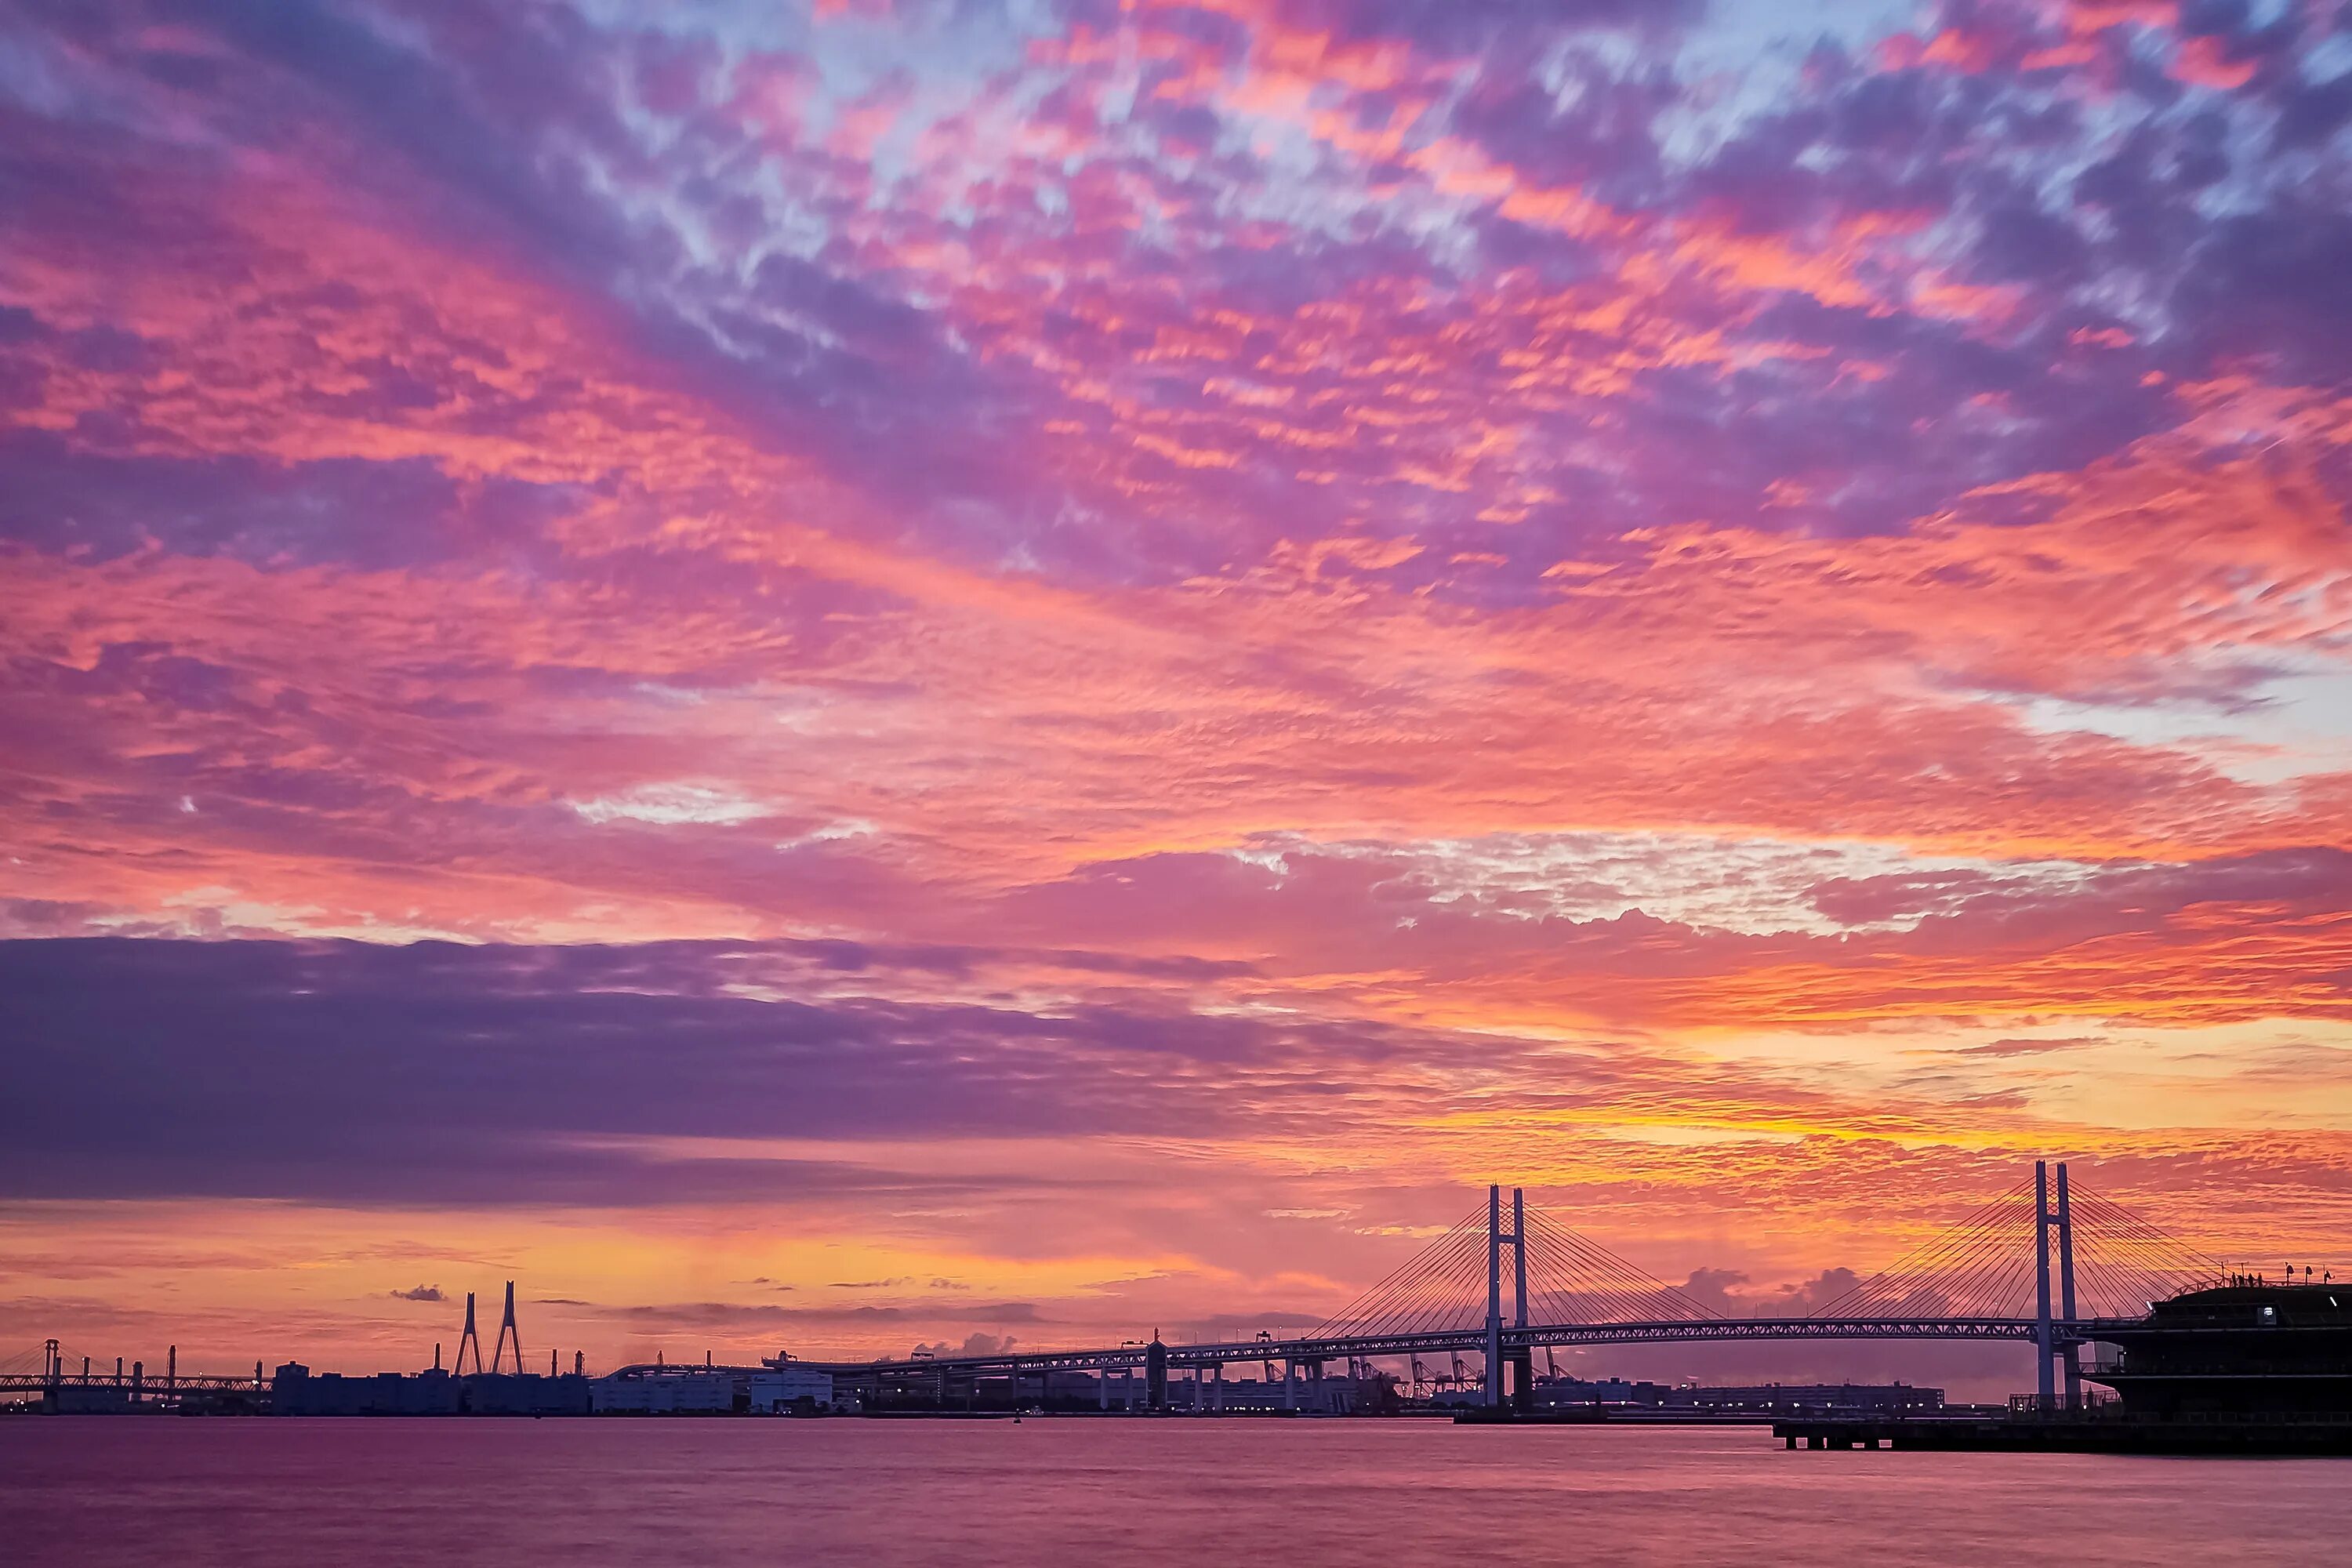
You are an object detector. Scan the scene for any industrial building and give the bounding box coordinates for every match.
[749,1367,833,1412]
[1192,1373,1381,1414]
[272,1365,461,1416]
[590,1372,737,1414]
[270,1364,590,1416]
[1531,1377,1946,1417]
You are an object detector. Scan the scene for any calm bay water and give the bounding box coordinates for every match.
[5,1417,2347,1565]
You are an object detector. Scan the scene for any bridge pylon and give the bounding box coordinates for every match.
[1485,1184,1528,1407]
[491,1281,523,1374]
[2033,1160,2087,1410]
[2034,1161,2055,1406]
[2056,1162,2080,1410]
[453,1291,484,1376]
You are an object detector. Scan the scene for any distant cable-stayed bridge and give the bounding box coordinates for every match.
[778,1161,2228,1412]
[7,1160,2238,1413]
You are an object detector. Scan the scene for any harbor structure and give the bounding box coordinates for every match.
[2085,1279,2349,1417]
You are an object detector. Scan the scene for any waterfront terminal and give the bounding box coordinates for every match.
[1773,1279,2351,1454]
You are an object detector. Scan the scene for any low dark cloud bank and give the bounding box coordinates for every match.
[0,936,1524,1207]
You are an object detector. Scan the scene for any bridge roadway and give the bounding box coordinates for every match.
[1,1316,2132,1398]
[610,1314,2136,1386]
[0,1373,262,1395]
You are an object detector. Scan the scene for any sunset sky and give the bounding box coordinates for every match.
[4,0,2350,1388]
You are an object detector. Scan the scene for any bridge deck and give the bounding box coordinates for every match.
[600,1316,2137,1383]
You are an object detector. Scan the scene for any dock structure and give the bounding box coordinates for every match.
[1773,1412,2352,1456]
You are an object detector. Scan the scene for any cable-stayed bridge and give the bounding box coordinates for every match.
[806,1160,2228,1412]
